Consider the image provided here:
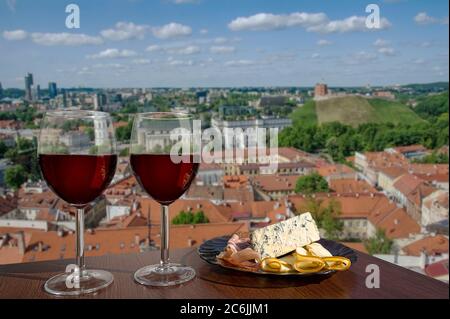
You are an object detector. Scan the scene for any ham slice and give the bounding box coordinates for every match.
[217,234,260,271]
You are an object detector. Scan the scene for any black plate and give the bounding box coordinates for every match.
[198,236,358,276]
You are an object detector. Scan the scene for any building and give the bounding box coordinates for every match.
[0,82,3,99]
[252,175,298,200]
[314,83,328,97]
[94,93,107,110]
[196,91,208,104]
[211,117,292,148]
[421,190,449,228]
[0,222,248,264]
[287,192,420,241]
[377,167,407,193]
[372,91,395,100]
[24,73,33,101]
[35,85,41,100]
[391,174,437,222]
[386,144,429,160]
[48,82,58,98]
[257,96,287,109]
[60,131,90,150]
[218,105,256,118]
[195,163,224,186]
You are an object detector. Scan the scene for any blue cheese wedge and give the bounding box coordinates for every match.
[250,212,320,258]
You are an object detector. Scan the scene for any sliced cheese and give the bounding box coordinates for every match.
[250,212,320,258]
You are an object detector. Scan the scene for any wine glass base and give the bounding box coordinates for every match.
[134,263,196,287]
[44,269,114,296]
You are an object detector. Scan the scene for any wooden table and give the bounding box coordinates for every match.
[0,248,448,299]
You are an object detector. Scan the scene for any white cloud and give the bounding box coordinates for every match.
[345,51,378,64]
[213,37,228,44]
[317,39,332,46]
[210,46,236,54]
[31,33,103,46]
[152,23,192,39]
[225,59,255,67]
[307,16,391,33]
[132,59,151,65]
[168,59,194,66]
[146,44,163,52]
[6,0,16,12]
[414,12,448,25]
[87,48,138,59]
[311,53,320,59]
[377,47,396,56]
[3,29,27,40]
[92,63,127,69]
[146,44,200,55]
[100,22,148,41]
[373,38,389,47]
[77,67,93,76]
[413,58,425,65]
[199,29,208,35]
[228,12,391,33]
[167,45,200,55]
[228,12,327,31]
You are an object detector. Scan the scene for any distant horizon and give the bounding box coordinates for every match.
[1,81,449,91]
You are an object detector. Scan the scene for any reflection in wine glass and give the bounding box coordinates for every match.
[130,112,200,287]
[38,110,117,296]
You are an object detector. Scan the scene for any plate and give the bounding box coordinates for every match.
[198,236,358,276]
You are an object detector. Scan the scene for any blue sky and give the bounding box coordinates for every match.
[0,0,448,88]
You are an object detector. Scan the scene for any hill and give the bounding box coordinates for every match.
[413,91,449,120]
[291,96,426,127]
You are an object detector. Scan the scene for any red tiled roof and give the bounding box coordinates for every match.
[403,235,449,256]
[393,144,427,154]
[329,179,377,194]
[0,222,248,264]
[393,174,425,196]
[425,259,449,278]
[252,174,298,192]
[317,164,355,177]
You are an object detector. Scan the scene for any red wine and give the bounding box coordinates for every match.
[130,154,199,205]
[39,154,117,206]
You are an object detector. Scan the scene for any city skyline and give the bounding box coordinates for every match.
[0,0,449,88]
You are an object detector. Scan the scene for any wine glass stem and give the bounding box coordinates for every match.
[160,205,170,267]
[76,208,86,274]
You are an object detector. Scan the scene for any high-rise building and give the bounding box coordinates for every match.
[94,93,107,110]
[314,83,328,97]
[24,73,33,101]
[0,82,3,99]
[61,89,68,108]
[48,82,58,98]
[36,85,41,100]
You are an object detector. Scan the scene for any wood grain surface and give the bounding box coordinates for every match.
[0,248,448,299]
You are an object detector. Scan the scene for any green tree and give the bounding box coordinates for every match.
[5,164,28,189]
[295,172,329,194]
[172,210,209,225]
[297,198,343,240]
[192,210,209,224]
[364,229,393,255]
[0,141,8,158]
[119,148,129,156]
[115,121,133,142]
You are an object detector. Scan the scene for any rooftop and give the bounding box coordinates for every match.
[403,235,449,257]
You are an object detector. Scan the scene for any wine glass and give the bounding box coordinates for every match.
[38,110,118,295]
[130,112,200,286]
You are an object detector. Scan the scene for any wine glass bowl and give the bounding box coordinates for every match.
[130,112,199,287]
[38,110,117,295]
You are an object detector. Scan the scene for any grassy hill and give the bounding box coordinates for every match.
[291,96,425,127]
